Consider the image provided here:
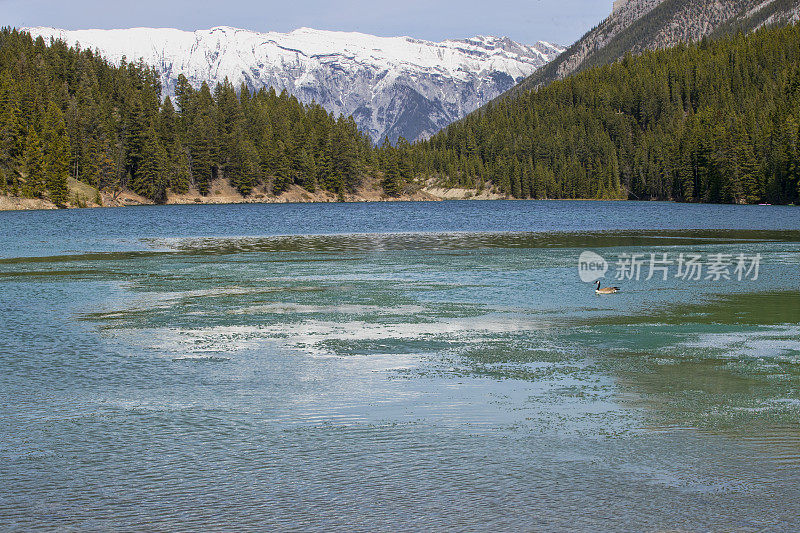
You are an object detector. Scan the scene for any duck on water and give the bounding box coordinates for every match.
[595,280,620,294]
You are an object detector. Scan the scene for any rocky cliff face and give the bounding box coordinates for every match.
[25,26,563,143]
[509,0,800,95]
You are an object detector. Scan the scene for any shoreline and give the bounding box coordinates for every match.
[4,193,786,213]
[0,177,510,212]
[0,193,655,212]
[3,178,785,213]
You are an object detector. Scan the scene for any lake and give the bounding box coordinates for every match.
[1,200,800,531]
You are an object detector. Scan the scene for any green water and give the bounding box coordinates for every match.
[1,201,799,530]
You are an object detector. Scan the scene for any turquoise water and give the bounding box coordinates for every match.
[1,201,800,530]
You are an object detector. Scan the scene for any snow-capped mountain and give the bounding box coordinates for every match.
[24,26,563,143]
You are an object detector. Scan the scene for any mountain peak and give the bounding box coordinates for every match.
[24,25,563,143]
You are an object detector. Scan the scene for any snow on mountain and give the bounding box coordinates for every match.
[24,26,563,142]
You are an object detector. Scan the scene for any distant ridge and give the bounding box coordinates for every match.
[503,0,800,98]
[25,26,563,143]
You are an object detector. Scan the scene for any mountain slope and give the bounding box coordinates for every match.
[507,0,800,97]
[25,26,563,143]
[410,22,800,204]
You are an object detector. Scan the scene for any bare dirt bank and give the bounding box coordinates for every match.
[0,177,493,212]
[0,196,60,211]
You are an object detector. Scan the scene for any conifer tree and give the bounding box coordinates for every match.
[41,102,70,205]
[23,128,46,198]
[132,126,168,203]
[0,71,24,176]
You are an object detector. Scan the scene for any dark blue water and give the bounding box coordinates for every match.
[1,201,800,531]
[2,200,799,258]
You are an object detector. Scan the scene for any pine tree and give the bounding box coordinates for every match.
[382,149,402,197]
[190,115,214,195]
[160,96,191,193]
[23,128,46,198]
[0,71,24,178]
[187,83,217,195]
[41,102,70,205]
[132,126,168,203]
[271,140,291,194]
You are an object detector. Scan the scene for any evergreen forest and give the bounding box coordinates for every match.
[413,22,800,204]
[0,28,377,205]
[1,22,800,205]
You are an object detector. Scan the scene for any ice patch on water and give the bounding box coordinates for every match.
[683,324,800,360]
[228,303,426,316]
[651,357,677,366]
[771,398,800,409]
[110,313,555,359]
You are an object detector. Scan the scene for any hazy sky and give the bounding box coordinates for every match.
[3,0,613,46]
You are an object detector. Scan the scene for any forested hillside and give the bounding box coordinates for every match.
[509,0,800,96]
[409,23,800,204]
[0,28,375,205]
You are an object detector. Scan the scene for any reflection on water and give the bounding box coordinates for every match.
[154,228,800,255]
[1,202,800,530]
